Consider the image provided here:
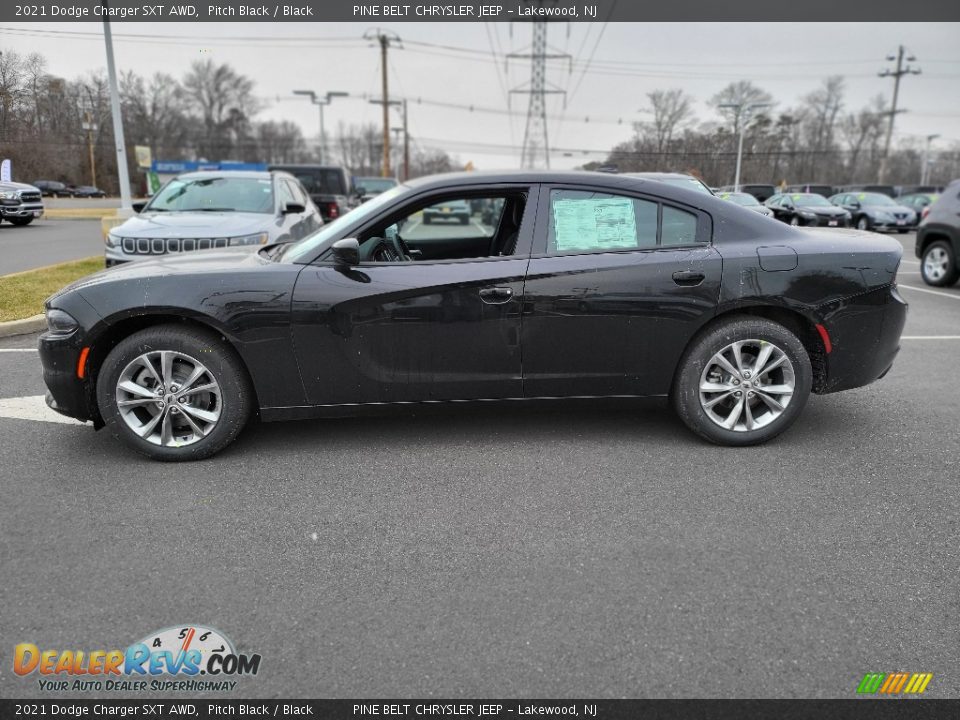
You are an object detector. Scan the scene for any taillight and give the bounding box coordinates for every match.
[327,202,339,218]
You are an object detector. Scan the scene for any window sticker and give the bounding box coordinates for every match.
[552,197,637,252]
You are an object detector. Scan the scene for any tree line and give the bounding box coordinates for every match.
[0,51,453,193]
[587,79,959,188]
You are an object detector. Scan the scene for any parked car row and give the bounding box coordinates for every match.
[32,180,108,198]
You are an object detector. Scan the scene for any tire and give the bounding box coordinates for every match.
[920,240,959,287]
[897,229,909,234]
[672,317,813,446]
[856,216,870,231]
[423,216,432,225]
[96,324,253,461]
[459,216,469,225]
[7,216,33,226]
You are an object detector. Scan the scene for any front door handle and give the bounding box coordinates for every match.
[479,287,514,304]
[672,270,705,287]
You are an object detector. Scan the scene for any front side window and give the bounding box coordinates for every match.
[546,189,701,256]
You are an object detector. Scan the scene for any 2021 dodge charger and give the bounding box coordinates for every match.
[39,171,907,461]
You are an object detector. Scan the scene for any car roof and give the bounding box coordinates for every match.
[174,170,284,181]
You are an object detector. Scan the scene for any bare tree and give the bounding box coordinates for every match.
[639,88,694,155]
[182,60,261,160]
[709,80,774,135]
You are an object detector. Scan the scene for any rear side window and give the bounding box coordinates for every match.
[545,189,703,256]
[290,169,346,195]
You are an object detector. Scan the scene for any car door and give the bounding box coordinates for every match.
[521,184,722,398]
[291,185,539,406]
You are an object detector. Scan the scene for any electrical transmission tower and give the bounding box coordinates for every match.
[508,20,570,169]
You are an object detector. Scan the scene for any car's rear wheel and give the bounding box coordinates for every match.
[97,325,253,461]
[672,317,812,446]
[920,241,959,287]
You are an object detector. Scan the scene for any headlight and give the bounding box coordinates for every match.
[799,211,816,219]
[228,232,269,246]
[105,232,120,248]
[0,191,17,200]
[45,308,79,336]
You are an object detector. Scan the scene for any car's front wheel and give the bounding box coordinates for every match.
[97,325,253,461]
[672,317,812,446]
[920,240,959,287]
[856,216,870,231]
[7,216,33,226]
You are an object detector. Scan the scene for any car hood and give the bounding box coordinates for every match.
[112,211,273,238]
[799,206,847,215]
[49,247,271,301]
[864,204,913,215]
[0,181,41,192]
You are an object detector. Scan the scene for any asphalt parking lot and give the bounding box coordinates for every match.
[0,218,104,275]
[1,231,958,699]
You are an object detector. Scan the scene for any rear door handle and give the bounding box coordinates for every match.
[672,270,705,286]
[479,287,514,304]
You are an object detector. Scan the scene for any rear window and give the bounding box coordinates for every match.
[286,169,346,196]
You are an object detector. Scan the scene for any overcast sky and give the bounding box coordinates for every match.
[2,21,958,172]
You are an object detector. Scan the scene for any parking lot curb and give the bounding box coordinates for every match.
[0,314,45,338]
[43,208,116,220]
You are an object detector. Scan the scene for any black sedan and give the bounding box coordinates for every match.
[69,185,108,198]
[39,171,906,461]
[764,193,851,227]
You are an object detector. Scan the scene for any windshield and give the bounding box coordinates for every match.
[287,168,347,195]
[858,193,897,206]
[356,178,397,194]
[147,176,274,213]
[726,193,760,206]
[792,194,832,207]
[282,184,408,262]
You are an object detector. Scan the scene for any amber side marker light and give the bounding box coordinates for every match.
[815,324,832,354]
[77,347,91,379]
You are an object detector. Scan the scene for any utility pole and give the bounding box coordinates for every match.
[402,99,409,181]
[364,29,401,178]
[921,133,940,185]
[718,102,770,192]
[102,7,132,215]
[82,110,98,187]
[507,17,570,169]
[293,90,348,164]
[878,46,921,183]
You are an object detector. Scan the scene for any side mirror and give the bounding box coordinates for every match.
[131,201,147,213]
[332,238,360,268]
[282,202,306,215]
[849,201,860,209]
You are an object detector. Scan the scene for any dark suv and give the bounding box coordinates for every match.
[916,179,960,287]
[32,180,72,197]
[268,164,355,222]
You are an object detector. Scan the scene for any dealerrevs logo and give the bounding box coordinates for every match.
[14,625,261,693]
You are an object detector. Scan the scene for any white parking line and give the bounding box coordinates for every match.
[902,336,960,340]
[898,284,960,300]
[0,348,38,353]
[0,395,87,425]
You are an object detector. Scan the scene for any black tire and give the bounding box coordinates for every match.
[856,216,870,231]
[897,229,909,234]
[920,240,959,287]
[459,216,469,225]
[96,324,253,461]
[423,216,432,225]
[7,216,33,226]
[672,316,813,446]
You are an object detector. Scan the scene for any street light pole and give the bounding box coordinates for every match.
[719,102,770,192]
[102,7,132,215]
[293,90,349,164]
[921,134,940,185]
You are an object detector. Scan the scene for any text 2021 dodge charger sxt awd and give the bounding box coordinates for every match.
[39,171,906,461]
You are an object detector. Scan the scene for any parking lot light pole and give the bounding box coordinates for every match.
[293,90,349,165]
[719,102,770,193]
[921,134,940,185]
[102,9,133,216]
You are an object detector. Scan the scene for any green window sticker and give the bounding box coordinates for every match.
[552,196,638,252]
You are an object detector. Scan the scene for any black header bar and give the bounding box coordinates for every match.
[3,0,959,23]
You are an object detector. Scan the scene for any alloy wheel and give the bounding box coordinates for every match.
[923,246,949,282]
[115,350,222,447]
[699,339,796,432]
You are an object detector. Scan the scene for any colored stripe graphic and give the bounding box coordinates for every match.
[857,672,932,695]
